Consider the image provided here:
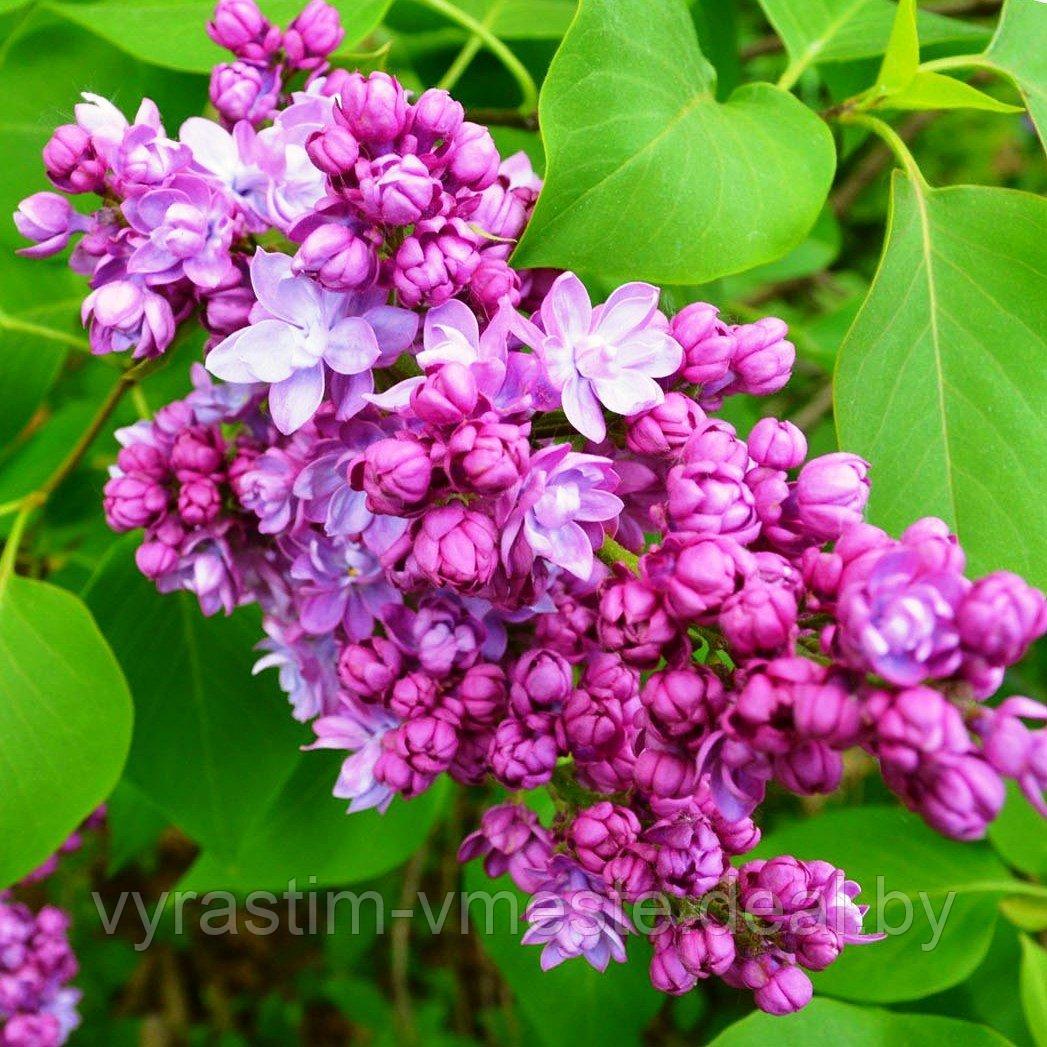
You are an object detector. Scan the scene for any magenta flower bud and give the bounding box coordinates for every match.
[774,740,843,795]
[645,813,725,895]
[388,670,440,721]
[338,637,402,701]
[209,61,281,126]
[336,71,410,145]
[641,533,755,623]
[136,537,180,580]
[730,658,819,755]
[625,392,706,457]
[284,0,345,71]
[666,459,760,544]
[456,663,508,726]
[873,685,970,773]
[790,921,842,971]
[740,856,818,914]
[598,571,679,668]
[3,1014,62,1046]
[458,803,553,892]
[719,580,797,657]
[350,436,433,515]
[794,453,870,542]
[910,751,1005,841]
[170,427,224,479]
[635,744,697,800]
[177,477,221,525]
[976,697,1046,815]
[446,121,500,189]
[747,417,807,470]
[561,689,626,762]
[900,516,966,574]
[603,842,658,902]
[359,153,440,226]
[103,474,168,531]
[375,716,458,797]
[681,420,749,471]
[116,441,167,481]
[411,88,465,152]
[725,317,795,397]
[204,281,254,337]
[411,362,479,426]
[569,802,641,873]
[670,302,735,390]
[679,920,735,977]
[207,0,281,61]
[509,650,573,716]
[582,652,640,704]
[393,218,481,307]
[81,279,175,357]
[412,504,498,595]
[650,926,699,995]
[292,223,376,291]
[641,667,724,742]
[446,417,529,494]
[470,256,521,312]
[745,958,813,1015]
[14,192,85,258]
[958,571,1047,667]
[305,125,360,176]
[488,715,558,790]
[791,673,862,748]
[43,123,105,194]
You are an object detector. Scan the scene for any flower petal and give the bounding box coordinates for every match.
[561,376,606,442]
[269,365,325,433]
[592,372,663,416]
[545,272,592,342]
[593,282,660,341]
[325,316,381,375]
[617,329,684,377]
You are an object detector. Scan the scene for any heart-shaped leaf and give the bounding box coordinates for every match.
[835,172,1047,587]
[512,0,836,284]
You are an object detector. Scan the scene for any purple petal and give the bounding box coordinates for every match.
[269,365,325,433]
[545,272,592,342]
[617,329,684,376]
[561,377,606,442]
[593,282,660,341]
[592,373,663,416]
[325,316,381,375]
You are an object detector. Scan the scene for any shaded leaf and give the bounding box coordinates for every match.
[834,172,1047,586]
[990,782,1047,881]
[1020,935,1047,1047]
[985,0,1047,148]
[512,0,836,284]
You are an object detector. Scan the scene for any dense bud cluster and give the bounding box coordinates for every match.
[15,0,1046,1017]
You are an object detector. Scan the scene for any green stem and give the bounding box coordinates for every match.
[598,534,640,573]
[0,495,42,594]
[415,0,538,115]
[439,0,503,93]
[840,112,927,186]
[0,310,92,352]
[920,54,995,75]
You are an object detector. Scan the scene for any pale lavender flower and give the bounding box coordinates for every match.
[512,273,683,441]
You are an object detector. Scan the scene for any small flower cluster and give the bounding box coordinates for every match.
[14,0,1047,1017]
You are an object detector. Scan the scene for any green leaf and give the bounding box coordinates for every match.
[105,779,169,875]
[752,805,1013,1002]
[877,0,919,92]
[84,540,304,859]
[1020,935,1047,1047]
[0,574,132,886]
[512,0,836,284]
[46,0,392,73]
[464,864,661,1047]
[758,0,988,77]
[1000,894,1047,934]
[991,783,1047,881]
[884,70,1024,113]
[835,173,1047,587]
[711,997,1011,1046]
[985,0,1047,148]
[177,754,450,891]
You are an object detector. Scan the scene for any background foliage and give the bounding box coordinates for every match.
[0,0,1044,1042]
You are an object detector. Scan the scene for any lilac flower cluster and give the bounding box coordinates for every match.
[15,0,1047,1017]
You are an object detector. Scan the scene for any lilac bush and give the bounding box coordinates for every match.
[12,0,1047,1025]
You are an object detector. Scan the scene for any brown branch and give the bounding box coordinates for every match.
[741,35,783,60]
[791,383,835,433]
[391,842,429,1046]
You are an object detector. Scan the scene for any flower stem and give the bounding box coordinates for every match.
[598,534,640,573]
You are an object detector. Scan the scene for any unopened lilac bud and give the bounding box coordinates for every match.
[646,813,726,895]
[649,927,698,995]
[81,279,175,357]
[625,392,705,457]
[678,920,735,977]
[305,126,360,176]
[412,504,498,594]
[790,922,842,971]
[170,427,224,479]
[14,192,86,257]
[726,317,794,397]
[747,417,807,470]
[177,477,221,525]
[665,458,760,544]
[914,752,1005,840]
[746,959,813,1015]
[411,363,479,426]
[681,420,749,470]
[719,580,797,657]
[388,670,440,721]
[359,153,440,226]
[43,123,105,194]
[774,741,842,794]
[582,652,640,704]
[569,802,640,873]
[456,663,508,725]
[292,223,376,290]
[136,537,180,580]
[103,475,168,531]
[284,0,344,71]
[394,218,480,307]
[901,516,966,574]
[958,571,1047,667]
[795,452,870,541]
[350,436,433,515]
[447,122,500,189]
[603,842,658,901]
[336,71,409,146]
[562,689,626,762]
[635,744,697,800]
[446,417,529,494]
[488,715,558,790]
[338,637,402,700]
[470,256,521,312]
[976,697,1047,814]
[598,572,679,668]
[375,716,458,797]
[412,88,465,151]
[641,666,724,741]
[510,650,573,716]
[791,674,862,748]
[670,302,735,391]
[210,61,281,126]
[207,0,281,61]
